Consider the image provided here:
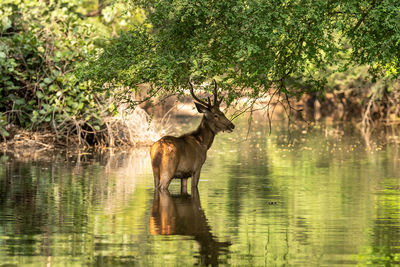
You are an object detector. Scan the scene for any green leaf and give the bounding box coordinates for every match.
[14,98,25,105]
[44,77,52,84]
[36,91,44,99]
[0,128,9,137]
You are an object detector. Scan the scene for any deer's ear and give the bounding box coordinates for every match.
[194,102,209,113]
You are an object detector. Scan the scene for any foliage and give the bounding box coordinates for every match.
[0,0,98,134]
[340,0,400,78]
[83,0,400,106]
[0,113,8,139]
[0,0,147,143]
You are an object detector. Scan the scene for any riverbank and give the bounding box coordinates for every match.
[1,89,400,152]
[1,106,170,152]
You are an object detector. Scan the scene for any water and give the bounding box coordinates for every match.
[0,118,399,266]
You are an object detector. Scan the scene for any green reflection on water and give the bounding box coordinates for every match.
[0,118,399,266]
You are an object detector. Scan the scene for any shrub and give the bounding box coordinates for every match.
[0,0,112,143]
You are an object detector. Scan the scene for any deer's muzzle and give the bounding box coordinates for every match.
[225,122,235,133]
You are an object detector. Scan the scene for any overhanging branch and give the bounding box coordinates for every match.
[352,0,379,32]
[84,0,109,17]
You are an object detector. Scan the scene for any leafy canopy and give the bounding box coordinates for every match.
[83,0,400,104]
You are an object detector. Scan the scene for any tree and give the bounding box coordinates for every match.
[82,0,400,107]
[0,0,144,142]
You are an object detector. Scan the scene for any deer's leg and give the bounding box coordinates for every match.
[191,169,201,189]
[191,187,200,205]
[181,179,188,194]
[159,159,177,190]
[152,166,160,188]
[159,164,176,190]
[159,172,173,190]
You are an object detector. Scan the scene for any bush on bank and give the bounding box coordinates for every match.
[0,0,155,147]
[1,1,101,139]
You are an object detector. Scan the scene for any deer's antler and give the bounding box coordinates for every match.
[213,79,224,107]
[189,81,211,108]
[189,80,224,107]
[213,80,218,106]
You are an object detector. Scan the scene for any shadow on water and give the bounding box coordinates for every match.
[150,188,231,266]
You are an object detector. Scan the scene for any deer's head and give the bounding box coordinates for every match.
[189,81,235,134]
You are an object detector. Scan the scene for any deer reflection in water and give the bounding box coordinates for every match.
[150,188,231,266]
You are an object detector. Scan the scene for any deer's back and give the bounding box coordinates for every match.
[150,135,207,173]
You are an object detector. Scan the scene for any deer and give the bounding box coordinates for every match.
[150,81,235,192]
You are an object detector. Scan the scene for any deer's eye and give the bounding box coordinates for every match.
[214,115,218,118]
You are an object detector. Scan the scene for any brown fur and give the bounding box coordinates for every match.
[150,103,235,191]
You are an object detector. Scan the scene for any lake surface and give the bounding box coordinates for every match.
[0,117,399,266]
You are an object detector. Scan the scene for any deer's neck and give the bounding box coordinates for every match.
[193,116,215,150]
